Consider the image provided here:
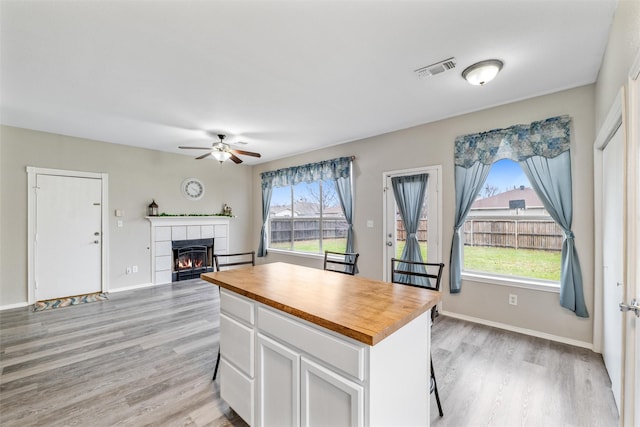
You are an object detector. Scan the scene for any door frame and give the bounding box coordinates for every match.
[382,165,442,282]
[27,167,109,304]
[594,87,624,354]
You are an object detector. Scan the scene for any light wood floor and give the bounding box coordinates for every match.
[1,280,618,426]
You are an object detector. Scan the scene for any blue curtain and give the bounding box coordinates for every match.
[334,165,357,273]
[452,116,586,317]
[519,152,588,317]
[257,179,273,257]
[449,162,492,293]
[392,174,428,286]
[259,157,353,257]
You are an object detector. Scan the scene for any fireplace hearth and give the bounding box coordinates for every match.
[172,238,214,281]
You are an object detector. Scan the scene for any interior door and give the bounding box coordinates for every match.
[35,174,103,300]
[602,126,624,413]
[383,166,441,281]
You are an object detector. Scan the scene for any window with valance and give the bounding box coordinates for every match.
[258,157,355,265]
[451,115,588,317]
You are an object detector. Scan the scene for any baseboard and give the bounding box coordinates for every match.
[0,301,30,311]
[107,282,156,293]
[441,310,594,351]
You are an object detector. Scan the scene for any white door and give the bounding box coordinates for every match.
[35,174,103,300]
[300,357,364,427]
[602,126,624,412]
[625,59,640,426]
[383,166,441,281]
[257,333,300,427]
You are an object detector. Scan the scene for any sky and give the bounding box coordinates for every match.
[484,159,529,193]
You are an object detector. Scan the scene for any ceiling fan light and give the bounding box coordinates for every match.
[462,59,503,86]
[211,150,232,163]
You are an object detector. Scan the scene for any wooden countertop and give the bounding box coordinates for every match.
[201,262,441,346]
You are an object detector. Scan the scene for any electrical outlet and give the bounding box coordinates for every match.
[126,267,132,275]
[509,294,518,306]
[132,265,138,273]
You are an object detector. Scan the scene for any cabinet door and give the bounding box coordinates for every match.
[301,358,364,427]
[257,334,300,427]
[220,313,254,376]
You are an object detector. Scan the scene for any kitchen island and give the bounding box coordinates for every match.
[201,262,441,426]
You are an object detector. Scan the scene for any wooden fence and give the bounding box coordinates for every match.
[270,217,348,243]
[396,219,428,241]
[463,218,563,251]
[271,217,562,251]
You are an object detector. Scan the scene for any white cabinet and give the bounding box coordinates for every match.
[301,357,364,427]
[218,289,431,427]
[257,334,300,427]
[256,306,365,427]
[219,289,255,426]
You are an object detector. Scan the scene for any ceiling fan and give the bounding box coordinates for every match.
[179,134,261,164]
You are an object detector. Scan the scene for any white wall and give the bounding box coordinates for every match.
[0,125,254,306]
[252,85,595,345]
[595,0,640,128]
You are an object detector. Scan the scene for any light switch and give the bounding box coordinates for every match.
[115,209,124,217]
[117,220,123,228]
[366,220,374,228]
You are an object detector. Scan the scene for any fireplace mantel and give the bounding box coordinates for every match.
[147,216,230,285]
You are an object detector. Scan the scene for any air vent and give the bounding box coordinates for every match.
[414,57,457,79]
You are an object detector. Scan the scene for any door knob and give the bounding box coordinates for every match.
[93,240,100,244]
[619,299,640,317]
[386,241,393,246]
[94,232,100,236]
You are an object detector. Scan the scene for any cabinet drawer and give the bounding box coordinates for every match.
[221,358,254,426]
[220,289,255,325]
[220,313,254,377]
[258,306,365,381]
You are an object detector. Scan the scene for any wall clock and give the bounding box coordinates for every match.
[181,177,205,201]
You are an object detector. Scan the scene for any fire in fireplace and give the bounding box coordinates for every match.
[172,238,214,281]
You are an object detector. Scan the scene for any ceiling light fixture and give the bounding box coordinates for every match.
[211,150,232,163]
[462,59,503,86]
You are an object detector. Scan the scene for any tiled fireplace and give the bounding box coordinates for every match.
[147,216,230,285]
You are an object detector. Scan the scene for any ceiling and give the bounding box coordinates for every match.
[0,0,617,165]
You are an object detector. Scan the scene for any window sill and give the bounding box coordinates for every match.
[461,271,560,293]
[266,248,325,260]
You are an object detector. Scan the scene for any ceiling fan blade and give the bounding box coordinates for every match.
[179,146,211,150]
[195,152,212,160]
[229,154,243,164]
[230,149,261,158]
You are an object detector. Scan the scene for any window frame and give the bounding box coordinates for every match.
[460,160,561,292]
[266,179,348,256]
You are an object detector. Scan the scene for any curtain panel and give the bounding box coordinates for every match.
[450,115,588,317]
[392,174,429,286]
[258,157,354,258]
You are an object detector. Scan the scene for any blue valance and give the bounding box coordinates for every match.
[455,115,571,168]
[261,156,351,189]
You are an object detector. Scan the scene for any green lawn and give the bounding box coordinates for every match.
[270,238,347,253]
[464,245,561,281]
[272,239,561,282]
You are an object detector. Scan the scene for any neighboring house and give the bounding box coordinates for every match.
[270,202,344,218]
[469,186,549,217]
[270,205,299,217]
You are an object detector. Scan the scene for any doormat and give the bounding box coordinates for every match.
[33,292,108,312]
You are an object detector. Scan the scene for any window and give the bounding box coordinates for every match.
[259,157,354,260]
[462,159,561,282]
